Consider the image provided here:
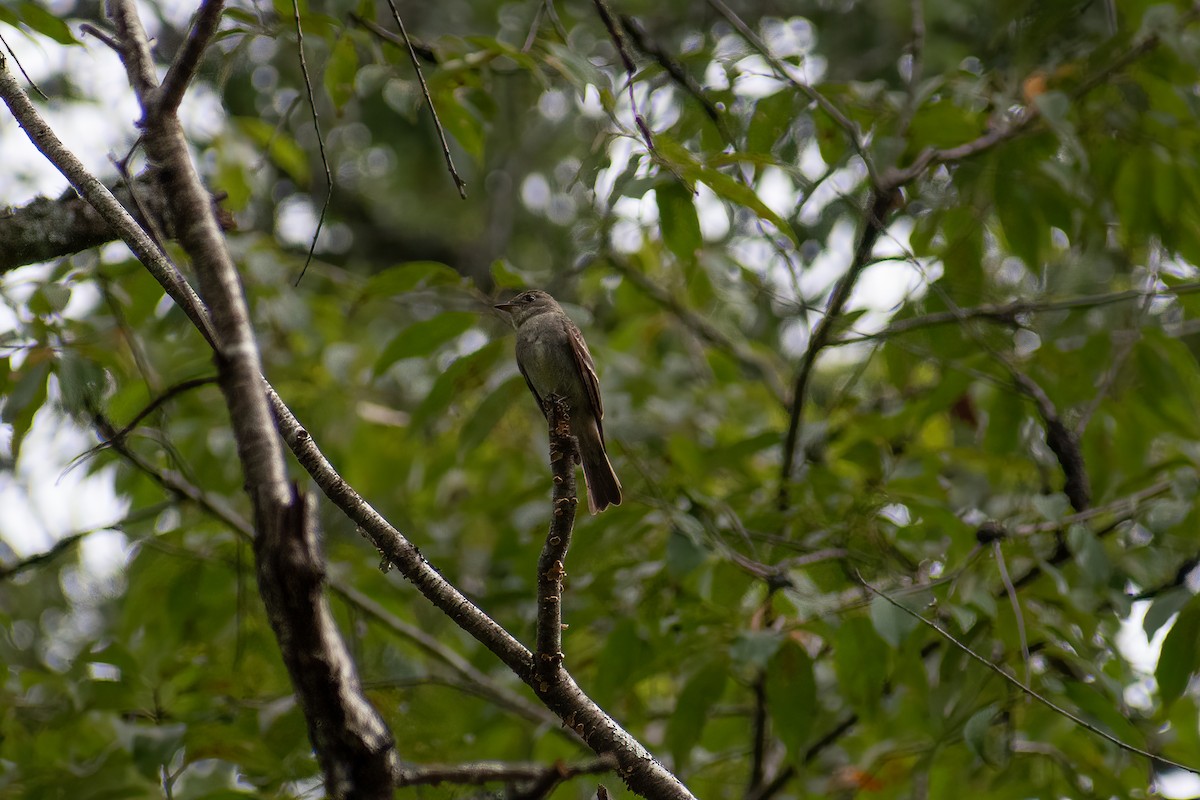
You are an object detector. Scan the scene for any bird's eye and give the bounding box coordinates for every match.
[522,295,532,303]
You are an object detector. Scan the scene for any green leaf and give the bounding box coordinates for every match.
[1144,588,1192,640]
[653,134,798,245]
[458,376,524,454]
[374,312,477,373]
[361,261,464,298]
[1114,149,1154,247]
[656,181,702,265]
[57,352,106,417]
[962,704,1007,766]
[430,85,484,161]
[869,591,927,648]
[236,117,310,184]
[766,639,816,762]
[410,340,504,429]
[3,356,51,462]
[1062,681,1145,750]
[33,283,72,315]
[995,160,1041,266]
[1157,594,1200,709]
[324,35,359,112]
[665,528,708,578]
[489,259,527,289]
[747,92,796,154]
[17,1,78,44]
[666,661,727,768]
[730,630,783,670]
[1067,523,1112,586]
[833,617,888,717]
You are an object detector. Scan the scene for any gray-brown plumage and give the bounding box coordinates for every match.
[494,290,622,514]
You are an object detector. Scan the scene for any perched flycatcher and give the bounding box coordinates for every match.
[494,290,622,514]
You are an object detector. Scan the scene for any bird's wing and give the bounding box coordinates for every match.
[566,318,606,443]
[516,359,548,420]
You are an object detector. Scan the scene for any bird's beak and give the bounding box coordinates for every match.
[493,302,516,313]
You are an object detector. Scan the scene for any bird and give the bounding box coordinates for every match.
[494,289,622,514]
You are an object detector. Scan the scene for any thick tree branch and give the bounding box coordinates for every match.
[255,485,400,798]
[106,0,292,525]
[0,173,231,273]
[158,0,225,114]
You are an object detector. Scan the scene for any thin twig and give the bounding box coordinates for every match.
[1013,480,1172,537]
[80,22,122,53]
[0,504,168,580]
[620,14,730,144]
[0,31,47,99]
[110,141,169,254]
[71,376,218,467]
[592,0,655,155]
[522,2,546,53]
[779,188,895,509]
[289,0,333,286]
[382,0,468,199]
[991,539,1030,687]
[858,574,1200,776]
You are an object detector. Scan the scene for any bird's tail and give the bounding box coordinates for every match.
[579,424,622,514]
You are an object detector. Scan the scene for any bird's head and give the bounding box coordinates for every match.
[493,289,563,326]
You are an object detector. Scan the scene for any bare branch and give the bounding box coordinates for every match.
[535,396,578,684]
[266,389,698,799]
[108,0,293,516]
[103,0,159,103]
[882,4,1200,191]
[396,756,615,788]
[0,171,234,274]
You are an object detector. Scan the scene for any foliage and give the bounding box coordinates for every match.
[3,0,1200,798]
